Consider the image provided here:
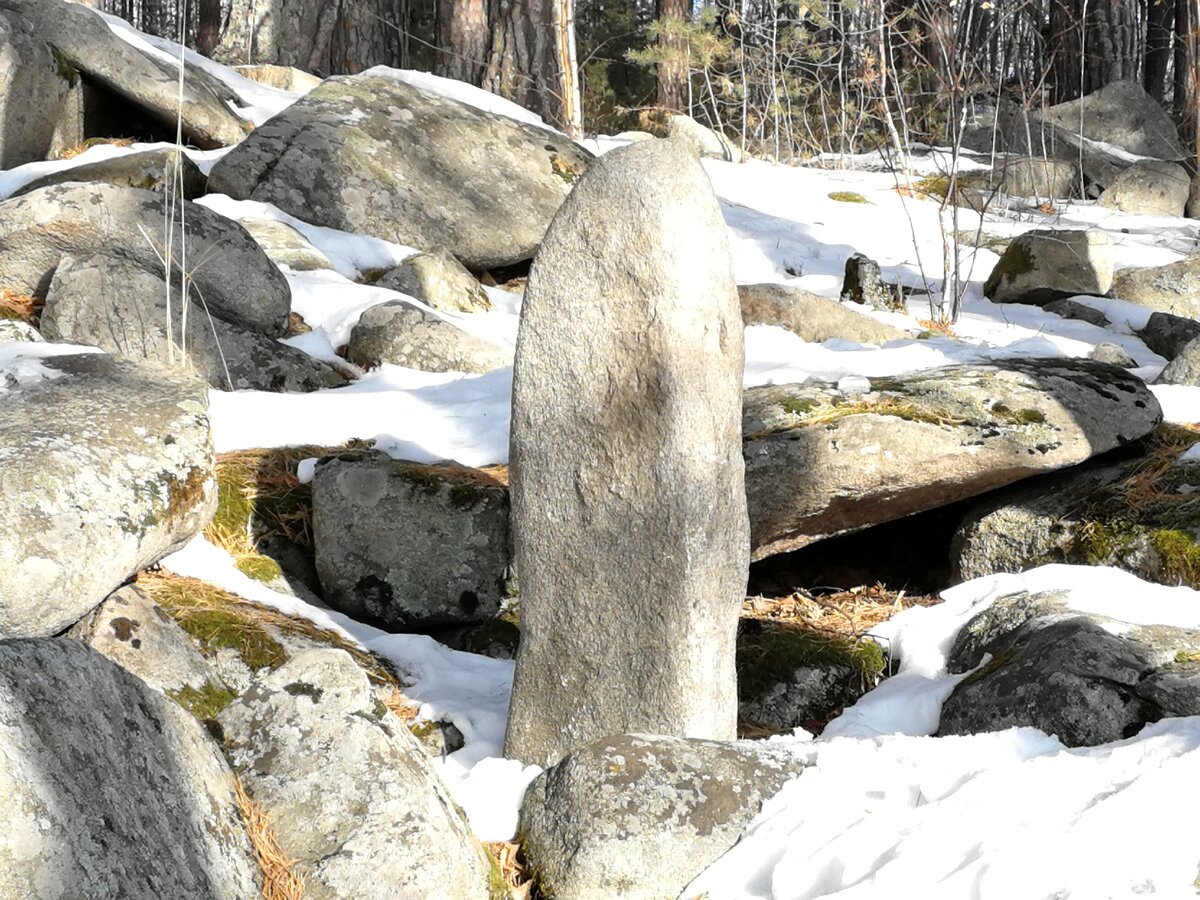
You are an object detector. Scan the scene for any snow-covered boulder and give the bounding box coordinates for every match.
[983,228,1113,305]
[312,451,511,629]
[218,648,493,899]
[11,146,207,199]
[0,353,216,638]
[0,638,259,898]
[373,252,493,314]
[346,300,509,373]
[67,584,220,696]
[744,357,1161,560]
[0,183,291,335]
[0,0,248,148]
[207,70,593,270]
[739,282,908,344]
[952,433,1200,588]
[41,253,348,392]
[938,590,1200,746]
[518,734,804,900]
[1114,256,1200,321]
[0,7,72,167]
[1098,160,1190,217]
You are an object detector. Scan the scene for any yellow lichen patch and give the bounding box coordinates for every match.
[233,778,306,900]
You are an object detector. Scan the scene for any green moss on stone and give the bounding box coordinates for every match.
[175,607,287,671]
[781,396,820,417]
[828,191,868,203]
[1151,529,1200,586]
[737,625,885,700]
[235,554,284,583]
[168,680,237,720]
[984,238,1037,296]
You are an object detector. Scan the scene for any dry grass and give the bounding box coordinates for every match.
[0,288,41,323]
[742,583,941,644]
[484,841,535,899]
[382,687,421,723]
[917,317,957,338]
[233,778,305,900]
[56,136,134,159]
[1114,424,1200,513]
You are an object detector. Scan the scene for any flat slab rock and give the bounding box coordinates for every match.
[745,357,1161,560]
[519,734,805,900]
[0,353,216,637]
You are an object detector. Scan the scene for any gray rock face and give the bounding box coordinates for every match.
[938,592,1200,746]
[41,253,347,392]
[0,354,216,637]
[1098,160,1190,217]
[347,300,509,373]
[841,253,897,310]
[1043,297,1110,327]
[745,357,1161,560]
[1114,256,1200,320]
[984,229,1113,304]
[519,734,803,900]
[992,156,1078,199]
[1138,310,1200,359]
[312,451,510,628]
[0,318,41,341]
[1089,342,1136,367]
[738,282,907,344]
[666,113,744,161]
[505,140,749,768]
[67,585,216,695]
[11,147,207,199]
[218,648,492,900]
[0,183,291,335]
[208,70,593,269]
[1156,336,1200,385]
[0,638,258,899]
[0,0,248,148]
[238,217,336,272]
[1035,80,1188,165]
[374,252,493,313]
[1188,171,1200,219]
[0,8,71,167]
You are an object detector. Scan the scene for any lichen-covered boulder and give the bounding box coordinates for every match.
[519,734,804,900]
[41,253,347,392]
[739,282,908,344]
[1098,160,1190,217]
[1114,256,1200,320]
[0,638,259,898]
[1138,310,1200,359]
[984,229,1113,305]
[346,300,509,373]
[841,253,897,310]
[11,146,207,199]
[208,69,593,270]
[312,451,511,628]
[218,648,493,899]
[0,7,71,167]
[991,156,1078,199]
[1156,336,1200,385]
[0,353,216,637]
[952,427,1200,588]
[0,183,291,335]
[938,591,1200,746]
[745,357,1161,560]
[374,252,493,313]
[0,0,248,148]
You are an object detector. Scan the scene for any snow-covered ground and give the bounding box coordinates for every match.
[3,15,1200,894]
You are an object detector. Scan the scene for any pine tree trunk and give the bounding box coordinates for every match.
[655,0,689,112]
[1146,0,1175,104]
[1049,0,1138,103]
[1175,0,1198,157]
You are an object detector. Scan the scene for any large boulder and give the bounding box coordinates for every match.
[208,70,593,270]
[346,300,509,373]
[745,357,1161,560]
[373,252,493,313]
[938,591,1200,746]
[11,147,207,199]
[1138,310,1200,359]
[990,156,1078,200]
[0,0,248,148]
[519,734,803,900]
[1113,256,1200,320]
[504,139,749,768]
[984,229,1113,304]
[311,451,511,629]
[1156,336,1200,385]
[218,648,493,899]
[666,113,745,162]
[0,353,216,638]
[41,253,347,392]
[0,638,258,898]
[0,183,291,335]
[738,282,908,344]
[951,430,1200,588]
[238,217,337,272]
[0,8,72,167]
[1098,160,1190,217]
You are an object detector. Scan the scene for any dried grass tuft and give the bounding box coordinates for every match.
[0,289,42,323]
[233,777,305,900]
[484,841,535,899]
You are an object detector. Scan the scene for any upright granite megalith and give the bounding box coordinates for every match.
[504,139,750,768]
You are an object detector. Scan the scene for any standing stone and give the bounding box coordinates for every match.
[504,140,749,768]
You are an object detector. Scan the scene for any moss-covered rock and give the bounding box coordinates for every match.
[983,228,1113,305]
